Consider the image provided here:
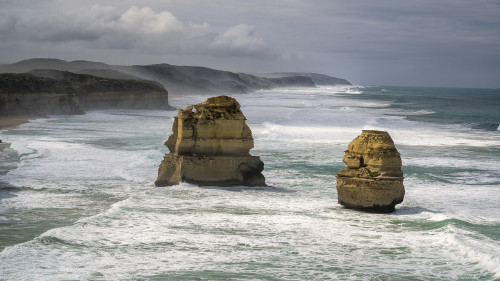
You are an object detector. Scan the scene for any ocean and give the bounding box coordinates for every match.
[1,86,499,280]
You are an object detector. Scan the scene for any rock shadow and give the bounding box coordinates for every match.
[195,184,294,193]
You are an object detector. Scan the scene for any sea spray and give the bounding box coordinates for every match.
[1,87,499,280]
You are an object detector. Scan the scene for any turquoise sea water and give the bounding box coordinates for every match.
[1,86,499,280]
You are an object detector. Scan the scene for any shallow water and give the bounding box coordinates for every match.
[1,86,499,280]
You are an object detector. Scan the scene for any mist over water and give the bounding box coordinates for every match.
[1,86,499,280]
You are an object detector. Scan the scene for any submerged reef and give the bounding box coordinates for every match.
[336,130,405,212]
[155,96,266,187]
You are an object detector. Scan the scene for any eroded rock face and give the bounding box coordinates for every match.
[155,96,266,187]
[0,71,171,117]
[336,130,404,212]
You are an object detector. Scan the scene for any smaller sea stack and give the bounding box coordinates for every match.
[155,96,266,187]
[336,130,404,212]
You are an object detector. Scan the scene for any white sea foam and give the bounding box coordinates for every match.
[1,87,499,279]
[441,226,500,278]
[413,110,436,115]
[390,128,500,148]
[402,177,500,222]
[2,185,496,280]
[403,156,499,171]
[19,117,52,127]
[0,189,78,212]
[255,122,361,145]
[8,141,37,157]
[112,149,165,183]
[429,213,449,221]
[345,89,362,94]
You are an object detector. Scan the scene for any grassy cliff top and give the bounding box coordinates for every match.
[0,70,167,95]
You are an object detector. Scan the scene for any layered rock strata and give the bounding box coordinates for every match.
[336,130,404,212]
[155,96,266,187]
[0,71,171,117]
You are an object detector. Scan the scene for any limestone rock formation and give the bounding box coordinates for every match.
[0,70,171,118]
[155,96,266,187]
[336,130,404,212]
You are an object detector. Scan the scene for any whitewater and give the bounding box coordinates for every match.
[1,86,499,280]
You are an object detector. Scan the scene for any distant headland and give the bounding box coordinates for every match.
[0,58,351,128]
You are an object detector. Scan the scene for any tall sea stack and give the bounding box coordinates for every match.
[336,130,404,212]
[155,96,266,187]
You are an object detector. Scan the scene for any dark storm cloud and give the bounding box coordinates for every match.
[0,0,499,87]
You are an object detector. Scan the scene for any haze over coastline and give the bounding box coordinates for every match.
[0,58,351,127]
[1,1,500,280]
[0,0,499,88]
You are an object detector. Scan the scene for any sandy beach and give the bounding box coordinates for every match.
[0,116,41,130]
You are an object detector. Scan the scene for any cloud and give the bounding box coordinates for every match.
[6,5,183,42]
[209,24,277,58]
[0,4,280,60]
[3,0,497,87]
[189,22,210,30]
[114,6,183,35]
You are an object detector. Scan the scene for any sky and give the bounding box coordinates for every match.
[1,0,499,88]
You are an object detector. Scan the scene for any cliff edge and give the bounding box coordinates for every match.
[0,70,172,117]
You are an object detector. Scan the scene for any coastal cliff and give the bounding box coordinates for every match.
[125,64,316,95]
[155,96,266,187]
[263,72,352,86]
[336,130,405,212]
[0,70,171,117]
[0,73,83,116]
[0,59,351,96]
